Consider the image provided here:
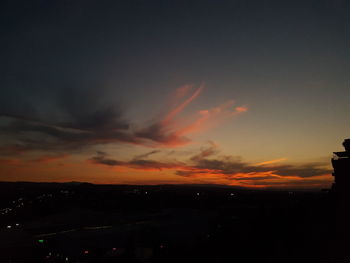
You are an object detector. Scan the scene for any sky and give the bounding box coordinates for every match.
[1,0,350,189]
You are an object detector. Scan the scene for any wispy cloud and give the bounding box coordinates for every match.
[136,89,248,147]
[254,158,287,166]
[132,150,161,160]
[89,151,184,171]
[190,141,218,162]
[173,84,194,101]
[163,85,203,124]
[175,101,247,136]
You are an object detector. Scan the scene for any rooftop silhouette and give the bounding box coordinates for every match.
[331,139,350,263]
[332,138,350,192]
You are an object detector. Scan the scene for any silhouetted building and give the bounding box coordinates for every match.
[331,139,350,263]
[332,139,350,194]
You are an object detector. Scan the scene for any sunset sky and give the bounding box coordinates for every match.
[1,0,350,188]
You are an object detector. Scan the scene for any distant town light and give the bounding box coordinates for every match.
[112,247,117,251]
[15,223,19,226]
[196,192,200,196]
[6,225,11,229]
[38,239,44,243]
[65,257,69,261]
[230,193,234,196]
[84,250,89,254]
[145,191,148,194]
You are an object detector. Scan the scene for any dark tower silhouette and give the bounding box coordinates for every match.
[331,139,350,263]
[332,138,350,195]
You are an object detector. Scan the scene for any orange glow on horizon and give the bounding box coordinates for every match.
[0,157,333,189]
[86,157,332,189]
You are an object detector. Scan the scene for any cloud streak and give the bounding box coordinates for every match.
[136,90,247,147]
[163,85,203,124]
[89,151,184,171]
[254,158,288,166]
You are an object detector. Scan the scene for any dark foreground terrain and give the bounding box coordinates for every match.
[0,182,335,263]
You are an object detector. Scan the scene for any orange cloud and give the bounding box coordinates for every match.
[254,158,287,166]
[235,106,248,113]
[175,101,248,137]
[136,85,248,147]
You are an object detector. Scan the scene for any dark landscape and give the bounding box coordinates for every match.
[0,182,336,263]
